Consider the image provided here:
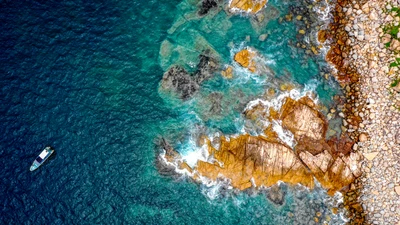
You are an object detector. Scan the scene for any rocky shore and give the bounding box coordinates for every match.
[325,0,400,224]
[157,0,400,223]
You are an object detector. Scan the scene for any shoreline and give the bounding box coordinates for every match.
[326,0,400,224]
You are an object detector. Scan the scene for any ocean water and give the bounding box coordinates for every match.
[0,0,346,224]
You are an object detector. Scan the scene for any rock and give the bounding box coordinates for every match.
[229,0,268,14]
[196,135,315,190]
[395,186,400,196]
[207,92,223,115]
[392,81,400,93]
[296,15,302,20]
[266,184,285,205]
[299,29,306,34]
[281,97,327,141]
[363,152,378,161]
[390,39,400,51]
[159,96,361,194]
[161,65,199,100]
[258,33,268,41]
[369,11,378,20]
[221,66,233,79]
[194,54,219,84]
[359,133,368,142]
[381,34,391,44]
[161,53,218,100]
[234,49,257,73]
[198,0,218,16]
[318,30,327,43]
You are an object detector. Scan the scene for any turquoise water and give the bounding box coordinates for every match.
[0,0,345,224]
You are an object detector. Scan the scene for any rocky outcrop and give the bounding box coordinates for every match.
[198,0,218,16]
[229,0,268,14]
[234,49,257,73]
[160,53,218,100]
[158,96,362,195]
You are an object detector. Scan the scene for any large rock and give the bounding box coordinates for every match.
[195,135,315,190]
[229,0,268,14]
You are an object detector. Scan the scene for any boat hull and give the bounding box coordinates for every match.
[30,147,55,171]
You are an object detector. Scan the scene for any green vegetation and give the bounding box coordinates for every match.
[390,7,400,16]
[390,78,399,87]
[389,58,400,67]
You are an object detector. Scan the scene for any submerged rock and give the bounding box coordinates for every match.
[160,53,218,100]
[266,184,286,206]
[198,0,218,16]
[221,66,233,79]
[161,65,199,100]
[194,54,219,84]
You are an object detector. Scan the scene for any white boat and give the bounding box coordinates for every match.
[30,146,55,171]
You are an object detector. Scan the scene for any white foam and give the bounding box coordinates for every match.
[272,120,296,148]
[181,145,209,168]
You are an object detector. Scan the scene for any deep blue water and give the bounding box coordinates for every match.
[1,0,346,224]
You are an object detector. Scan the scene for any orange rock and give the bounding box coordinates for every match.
[229,0,268,14]
[221,66,234,79]
[159,96,362,194]
[234,49,257,73]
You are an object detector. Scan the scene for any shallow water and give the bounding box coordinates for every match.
[1,0,346,224]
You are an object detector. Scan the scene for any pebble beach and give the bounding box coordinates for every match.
[327,0,400,224]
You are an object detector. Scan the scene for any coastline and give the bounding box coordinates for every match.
[326,0,400,224]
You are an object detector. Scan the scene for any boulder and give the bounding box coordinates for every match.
[363,152,378,161]
[198,0,218,16]
[229,0,268,14]
[234,49,257,73]
[280,97,327,141]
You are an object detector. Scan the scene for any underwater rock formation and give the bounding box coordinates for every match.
[198,0,218,16]
[229,0,268,14]
[157,96,362,195]
[160,53,218,100]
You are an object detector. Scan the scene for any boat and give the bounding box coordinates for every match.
[30,146,55,171]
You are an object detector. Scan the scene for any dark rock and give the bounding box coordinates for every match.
[161,65,199,100]
[154,137,181,177]
[198,0,218,16]
[266,184,286,205]
[208,92,223,115]
[161,52,218,100]
[194,54,219,84]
